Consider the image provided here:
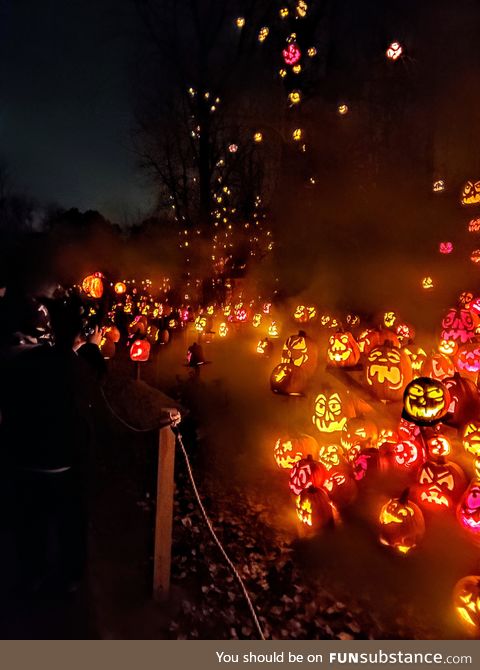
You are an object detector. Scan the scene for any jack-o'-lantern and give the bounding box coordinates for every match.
[453,576,480,629]
[460,291,474,308]
[320,314,331,327]
[422,352,455,381]
[317,443,345,471]
[422,276,434,290]
[403,346,427,377]
[457,462,480,540]
[288,90,301,105]
[414,456,467,511]
[471,250,480,265]
[327,330,360,368]
[395,322,415,345]
[402,378,450,426]
[461,180,480,206]
[274,434,318,470]
[383,311,397,328]
[386,41,403,60]
[270,363,307,396]
[442,307,475,344]
[462,421,480,457]
[378,490,425,555]
[268,321,280,338]
[350,447,379,481]
[146,325,159,344]
[469,218,480,232]
[289,455,327,495]
[82,272,104,299]
[346,313,360,327]
[218,322,228,337]
[358,328,399,356]
[322,464,357,508]
[130,339,150,362]
[104,326,120,343]
[283,42,301,66]
[433,180,445,193]
[128,315,147,337]
[366,343,412,401]
[337,103,349,115]
[439,339,458,356]
[379,439,425,474]
[252,313,262,328]
[293,305,316,323]
[312,388,356,434]
[282,332,318,372]
[114,281,126,295]
[427,435,451,458]
[443,374,480,428]
[257,338,273,356]
[195,315,207,333]
[341,417,378,454]
[398,417,421,441]
[295,487,333,530]
[439,241,453,254]
[455,342,480,373]
[234,304,248,322]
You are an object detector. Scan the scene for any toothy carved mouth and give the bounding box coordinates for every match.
[421,490,449,506]
[314,417,347,433]
[442,330,473,344]
[461,516,480,529]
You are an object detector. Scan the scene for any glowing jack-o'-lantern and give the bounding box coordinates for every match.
[358,328,399,356]
[438,339,458,356]
[386,41,403,60]
[422,276,434,290]
[422,352,455,381]
[283,42,301,65]
[460,291,474,308]
[470,250,480,265]
[288,90,301,105]
[289,455,327,495]
[274,434,318,470]
[322,464,357,509]
[195,315,207,333]
[383,311,397,328]
[218,322,228,337]
[439,241,453,254]
[462,422,480,457]
[317,444,345,471]
[444,373,480,428]
[402,378,450,426]
[403,345,427,370]
[257,338,273,357]
[455,342,480,373]
[268,321,280,338]
[433,180,445,193]
[461,180,480,206]
[327,330,360,368]
[104,326,120,343]
[395,322,415,345]
[453,576,480,629]
[82,272,104,299]
[252,313,262,328]
[379,439,425,474]
[293,305,316,323]
[469,218,480,232]
[295,487,333,530]
[414,457,467,511]
[281,332,317,371]
[379,490,425,555]
[457,462,480,540]
[366,343,412,401]
[427,435,451,458]
[312,388,356,434]
[341,417,378,454]
[114,281,126,295]
[270,363,307,396]
[130,339,150,362]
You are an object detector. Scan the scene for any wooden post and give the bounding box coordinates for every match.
[153,425,176,602]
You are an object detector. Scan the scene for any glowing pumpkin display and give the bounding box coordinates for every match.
[461,180,480,206]
[366,343,412,401]
[82,272,104,299]
[295,487,333,530]
[453,576,480,630]
[414,456,467,511]
[312,388,356,434]
[293,305,316,323]
[274,434,318,470]
[378,490,425,555]
[289,455,327,495]
[327,330,360,368]
[130,339,150,362]
[402,378,450,426]
[270,363,307,396]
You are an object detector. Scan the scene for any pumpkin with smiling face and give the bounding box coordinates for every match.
[317,443,346,471]
[462,421,480,458]
[366,343,412,401]
[378,489,426,555]
[438,339,458,357]
[441,308,475,344]
[312,387,356,434]
[455,341,480,374]
[273,434,318,470]
[461,180,480,206]
[326,330,360,368]
[402,377,450,426]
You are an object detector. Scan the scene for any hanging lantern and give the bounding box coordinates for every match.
[82,272,104,299]
[130,339,150,362]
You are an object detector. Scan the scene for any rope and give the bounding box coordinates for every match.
[175,429,266,640]
[100,385,266,639]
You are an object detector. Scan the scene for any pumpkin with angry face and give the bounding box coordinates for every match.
[366,343,412,401]
[403,346,427,377]
[457,464,480,541]
[461,180,480,206]
[378,489,426,555]
[402,378,450,426]
[327,330,360,368]
[441,308,475,344]
[312,387,356,434]
[414,456,467,511]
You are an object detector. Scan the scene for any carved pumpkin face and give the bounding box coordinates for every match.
[130,339,150,362]
[457,479,480,536]
[453,576,480,629]
[350,447,379,481]
[422,352,455,381]
[114,281,126,295]
[439,241,453,254]
[317,443,344,471]
[438,339,458,356]
[366,344,412,401]
[218,322,228,337]
[386,41,402,60]
[444,374,480,428]
[82,272,104,299]
[283,42,301,66]
[402,378,450,426]
[460,291,474,308]
[312,389,355,434]
[433,179,445,192]
[195,316,207,333]
[282,334,310,368]
[268,321,279,338]
[289,456,326,495]
[327,331,360,367]
[379,493,425,555]
[270,363,307,396]
[383,311,397,328]
[462,422,480,457]
[295,488,333,529]
[346,313,360,327]
[257,338,272,355]
[104,326,120,343]
[461,180,480,206]
[274,434,318,470]
[403,346,427,377]
[469,218,480,232]
[322,465,357,509]
[395,322,415,345]
[341,417,378,454]
[293,305,316,322]
[422,277,434,290]
[252,313,262,328]
[416,458,467,510]
[455,342,480,373]
[427,435,451,458]
[442,308,475,344]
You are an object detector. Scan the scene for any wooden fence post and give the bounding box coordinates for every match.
[153,424,176,602]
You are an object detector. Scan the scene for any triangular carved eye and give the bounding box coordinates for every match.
[437,473,454,490]
[420,467,435,484]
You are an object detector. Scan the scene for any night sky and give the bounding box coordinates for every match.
[0,0,151,222]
